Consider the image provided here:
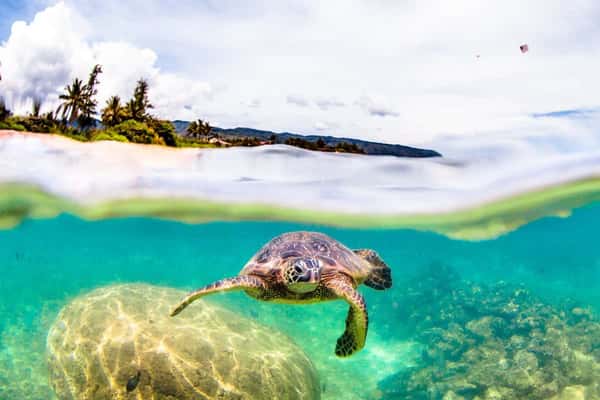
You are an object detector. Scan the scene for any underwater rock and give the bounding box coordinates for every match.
[378,266,600,400]
[549,385,597,400]
[47,284,320,400]
[465,316,501,339]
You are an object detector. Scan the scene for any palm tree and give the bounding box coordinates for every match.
[78,64,103,129]
[101,96,124,127]
[124,78,153,122]
[57,78,85,124]
[186,120,199,139]
[30,98,42,118]
[56,65,103,129]
[43,111,56,122]
[85,65,102,97]
[0,97,12,121]
[134,79,152,109]
[185,119,212,141]
[122,99,139,121]
[201,120,212,137]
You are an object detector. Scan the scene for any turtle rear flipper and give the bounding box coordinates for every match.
[170,275,267,316]
[353,249,392,290]
[324,275,368,357]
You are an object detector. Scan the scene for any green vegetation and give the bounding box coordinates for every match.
[123,78,153,122]
[54,65,104,131]
[56,77,85,124]
[185,119,213,140]
[92,131,128,143]
[284,137,365,154]
[0,64,371,154]
[149,119,179,147]
[0,97,23,131]
[0,97,12,121]
[0,98,68,133]
[100,95,125,127]
[228,136,263,146]
[105,120,162,144]
[0,114,26,131]
[0,65,216,148]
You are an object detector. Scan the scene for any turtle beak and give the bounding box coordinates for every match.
[307,267,320,282]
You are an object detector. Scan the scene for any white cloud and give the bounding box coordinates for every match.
[150,72,213,120]
[314,121,339,131]
[0,3,88,112]
[0,2,213,119]
[355,95,400,118]
[248,98,261,108]
[315,97,345,111]
[286,94,309,107]
[1,0,600,154]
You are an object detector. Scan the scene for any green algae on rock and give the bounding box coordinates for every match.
[378,265,600,400]
[2,177,600,240]
[46,284,321,400]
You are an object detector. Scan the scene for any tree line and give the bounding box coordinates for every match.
[0,65,367,154]
[282,137,365,154]
[0,64,214,148]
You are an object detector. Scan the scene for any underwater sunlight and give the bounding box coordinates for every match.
[0,201,599,399]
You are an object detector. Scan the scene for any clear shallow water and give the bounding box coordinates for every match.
[0,203,599,399]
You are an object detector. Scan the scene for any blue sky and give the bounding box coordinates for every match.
[0,1,32,38]
[532,109,594,119]
[1,0,599,151]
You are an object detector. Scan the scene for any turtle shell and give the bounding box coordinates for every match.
[240,231,371,283]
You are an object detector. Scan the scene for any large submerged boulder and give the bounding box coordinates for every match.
[47,284,320,400]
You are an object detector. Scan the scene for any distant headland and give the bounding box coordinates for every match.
[173,122,441,158]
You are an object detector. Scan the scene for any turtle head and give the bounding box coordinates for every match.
[282,257,321,293]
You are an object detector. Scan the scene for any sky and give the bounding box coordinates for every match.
[1,0,600,151]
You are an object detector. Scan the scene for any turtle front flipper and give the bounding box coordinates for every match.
[324,274,368,357]
[170,275,267,316]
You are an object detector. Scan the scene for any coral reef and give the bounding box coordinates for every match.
[47,284,320,400]
[378,264,600,400]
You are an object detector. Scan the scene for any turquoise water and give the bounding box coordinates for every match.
[1,202,600,399]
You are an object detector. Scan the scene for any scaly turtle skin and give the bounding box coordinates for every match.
[171,231,392,357]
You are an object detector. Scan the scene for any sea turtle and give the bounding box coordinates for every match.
[171,231,392,357]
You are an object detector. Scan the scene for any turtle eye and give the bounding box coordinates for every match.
[286,260,310,283]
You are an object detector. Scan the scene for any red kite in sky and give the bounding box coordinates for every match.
[520,44,529,53]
